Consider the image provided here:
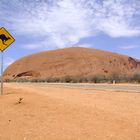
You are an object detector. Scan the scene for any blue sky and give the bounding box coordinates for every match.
[0,0,140,69]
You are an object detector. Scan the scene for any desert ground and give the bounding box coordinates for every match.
[0,83,140,140]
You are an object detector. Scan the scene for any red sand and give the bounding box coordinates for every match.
[0,83,139,140]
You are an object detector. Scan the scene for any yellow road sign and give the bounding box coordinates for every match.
[0,27,15,51]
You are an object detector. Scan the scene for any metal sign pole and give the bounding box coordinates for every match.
[0,27,15,95]
[1,51,3,95]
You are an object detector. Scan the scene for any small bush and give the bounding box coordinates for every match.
[18,97,23,104]
[132,73,140,83]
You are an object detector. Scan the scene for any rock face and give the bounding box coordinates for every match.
[4,47,140,80]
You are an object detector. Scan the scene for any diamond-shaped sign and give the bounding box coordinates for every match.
[0,27,15,51]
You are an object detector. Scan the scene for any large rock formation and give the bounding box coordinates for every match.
[4,47,140,80]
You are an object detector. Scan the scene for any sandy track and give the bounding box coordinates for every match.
[0,83,140,140]
[25,83,140,93]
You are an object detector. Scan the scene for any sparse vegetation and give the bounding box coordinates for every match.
[17,97,23,104]
[131,73,140,83]
[4,73,140,84]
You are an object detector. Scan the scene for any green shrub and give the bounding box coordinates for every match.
[132,73,140,83]
[4,73,140,84]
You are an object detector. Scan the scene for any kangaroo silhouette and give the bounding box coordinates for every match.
[0,34,11,45]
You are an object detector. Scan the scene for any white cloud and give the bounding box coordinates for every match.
[0,0,140,49]
[4,57,15,68]
[119,45,139,50]
[96,0,140,37]
[75,43,93,48]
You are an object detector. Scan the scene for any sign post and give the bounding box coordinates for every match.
[1,52,3,95]
[0,27,15,95]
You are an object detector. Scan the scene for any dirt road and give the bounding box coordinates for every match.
[0,83,140,140]
[30,83,140,93]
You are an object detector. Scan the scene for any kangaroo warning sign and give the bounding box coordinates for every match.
[0,27,15,51]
